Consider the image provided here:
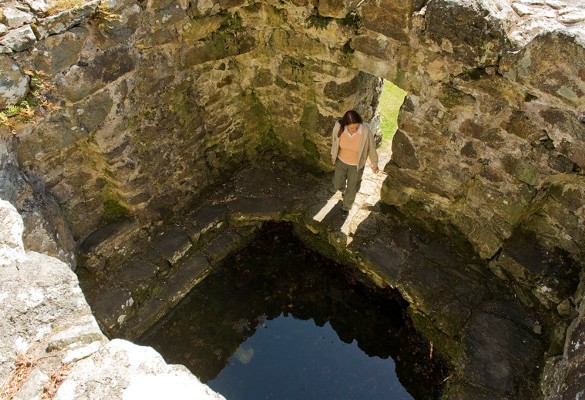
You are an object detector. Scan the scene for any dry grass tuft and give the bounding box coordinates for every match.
[47,0,85,15]
[41,363,72,400]
[0,353,36,400]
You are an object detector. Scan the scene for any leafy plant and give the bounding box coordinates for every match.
[339,12,362,30]
[0,69,60,134]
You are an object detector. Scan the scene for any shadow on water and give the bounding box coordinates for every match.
[138,222,448,399]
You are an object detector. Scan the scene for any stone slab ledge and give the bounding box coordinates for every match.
[0,199,222,400]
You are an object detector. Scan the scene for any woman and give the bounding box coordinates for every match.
[330,110,379,217]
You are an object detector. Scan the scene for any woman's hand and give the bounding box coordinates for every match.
[372,165,379,174]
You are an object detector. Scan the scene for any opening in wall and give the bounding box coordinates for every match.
[376,79,407,154]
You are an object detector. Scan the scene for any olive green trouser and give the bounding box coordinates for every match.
[333,158,365,211]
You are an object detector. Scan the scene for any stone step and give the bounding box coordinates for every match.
[79,160,549,399]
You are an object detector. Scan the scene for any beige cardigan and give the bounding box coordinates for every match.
[330,121,379,170]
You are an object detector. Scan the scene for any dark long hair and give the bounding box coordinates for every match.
[338,110,363,137]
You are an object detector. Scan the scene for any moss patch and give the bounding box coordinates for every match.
[408,308,462,365]
[101,186,131,220]
[438,85,475,109]
[258,127,284,155]
[242,92,271,137]
[299,103,320,135]
[302,137,320,161]
[306,14,333,29]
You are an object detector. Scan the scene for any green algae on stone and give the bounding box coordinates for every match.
[302,137,320,163]
[182,13,257,67]
[258,127,284,155]
[306,14,333,30]
[408,308,463,365]
[241,91,271,137]
[299,103,320,135]
[438,85,476,109]
[278,56,313,86]
[101,185,131,220]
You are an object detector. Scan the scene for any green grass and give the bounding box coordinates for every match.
[378,80,407,148]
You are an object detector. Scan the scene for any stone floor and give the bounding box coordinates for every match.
[79,149,546,399]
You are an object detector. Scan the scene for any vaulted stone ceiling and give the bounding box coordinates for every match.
[0,0,583,293]
[0,0,584,297]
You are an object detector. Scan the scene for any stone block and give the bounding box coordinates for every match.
[159,254,211,305]
[0,251,100,381]
[118,255,167,298]
[503,110,543,141]
[0,199,26,266]
[426,0,510,66]
[88,285,134,332]
[23,0,48,14]
[391,130,420,170]
[438,85,476,109]
[204,231,242,264]
[460,311,542,397]
[46,317,104,352]
[13,368,49,400]
[352,34,390,60]
[323,71,373,100]
[33,0,99,39]
[76,90,114,133]
[500,30,585,108]
[182,31,257,67]
[55,46,135,102]
[31,26,88,75]
[497,231,581,308]
[362,0,410,42]
[78,218,137,254]
[184,203,228,243]
[60,339,224,399]
[317,0,351,18]
[538,108,585,169]
[151,227,192,265]
[3,7,35,29]
[227,196,285,221]
[400,261,487,324]
[231,166,282,195]
[219,0,245,8]
[0,25,36,52]
[122,297,167,339]
[359,238,409,286]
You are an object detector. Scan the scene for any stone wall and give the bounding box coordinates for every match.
[377,0,585,336]
[1,0,585,398]
[0,199,223,400]
[1,0,381,244]
[1,0,582,271]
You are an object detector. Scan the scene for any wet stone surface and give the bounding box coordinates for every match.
[76,157,547,399]
[138,222,449,399]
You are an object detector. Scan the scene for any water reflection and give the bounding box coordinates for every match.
[138,222,447,399]
[209,315,414,400]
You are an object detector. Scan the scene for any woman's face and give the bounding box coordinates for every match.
[347,123,360,134]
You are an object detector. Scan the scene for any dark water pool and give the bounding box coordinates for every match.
[138,222,447,399]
